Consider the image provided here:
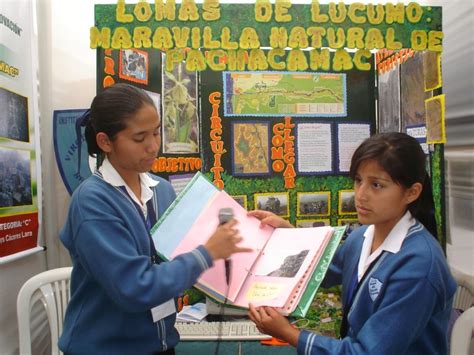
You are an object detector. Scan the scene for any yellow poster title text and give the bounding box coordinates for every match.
[90,0,443,71]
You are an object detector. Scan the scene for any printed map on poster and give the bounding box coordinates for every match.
[232,122,270,176]
[224,71,347,117]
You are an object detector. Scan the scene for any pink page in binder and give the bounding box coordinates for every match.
[233,226,333,311]
[170,190,273,302]
[280,229,332,314]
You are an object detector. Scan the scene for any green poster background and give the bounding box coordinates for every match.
[94,2,445,247]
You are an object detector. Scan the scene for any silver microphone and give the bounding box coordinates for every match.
[218,208,234,285]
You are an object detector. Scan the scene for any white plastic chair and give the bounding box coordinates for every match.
[450,266,474,355]
[17,267,72,355]
[451,267,474,311]
[450,307,474,355]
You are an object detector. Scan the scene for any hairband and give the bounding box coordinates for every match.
[75,109,91,175]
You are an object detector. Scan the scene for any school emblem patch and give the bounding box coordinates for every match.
[53,109,92,195]
[368,277,382,301]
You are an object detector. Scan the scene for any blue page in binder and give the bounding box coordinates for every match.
[151,172,219,259]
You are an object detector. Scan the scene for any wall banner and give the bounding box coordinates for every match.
[0,1,43,263]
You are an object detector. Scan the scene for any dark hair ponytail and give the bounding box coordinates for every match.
[84,118,100,157]
[411,174,437,238]
[76,83,155,171]
[350,132,437,238]
[75,109,91,175]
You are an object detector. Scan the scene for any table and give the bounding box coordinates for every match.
[176,341,295,354]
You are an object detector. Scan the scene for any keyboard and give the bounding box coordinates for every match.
[175,320,272,341]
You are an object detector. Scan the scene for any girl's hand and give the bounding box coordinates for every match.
[204,219,252,260]
[248,304,300,347]
[248,210,294,229]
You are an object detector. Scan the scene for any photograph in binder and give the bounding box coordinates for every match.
[151,172,346,316]
[262,249,309,278]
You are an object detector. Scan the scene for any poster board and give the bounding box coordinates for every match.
[92,1,445,246]
[0,1,43,262]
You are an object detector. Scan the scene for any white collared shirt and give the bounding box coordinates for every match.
[99,158,159,218]
[357,211,415,282]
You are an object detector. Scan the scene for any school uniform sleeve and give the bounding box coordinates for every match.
[295,226,455,355]
[73,217,213,312]
[66,182,213,313]
[297,275,439,355]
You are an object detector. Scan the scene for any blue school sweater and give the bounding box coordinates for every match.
[59,174,213,354]
[298,222,457,355]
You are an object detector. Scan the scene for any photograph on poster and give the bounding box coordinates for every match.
[232,122,270,176]
[162,61,199,154]
[426,95,446,144]
[0,147,32,208]
[337,218,362,236]
[338,190,357,215]
[337,123,370,173]
[423,51,442,91]
[296,122,333,174]
[223,71,346,117]
[401,52,432,132]
[119,49,149,85]
[254,192,289,217]
[378,66,400,133]
[231,195,248,210]
[297,192,330,217]
[296,219,330,228]
[0,87,29,143]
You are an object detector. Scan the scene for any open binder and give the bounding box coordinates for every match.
[151,172,346,317]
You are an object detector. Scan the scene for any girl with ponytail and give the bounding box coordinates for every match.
[60,83,250,354]
[248,132,456,355]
